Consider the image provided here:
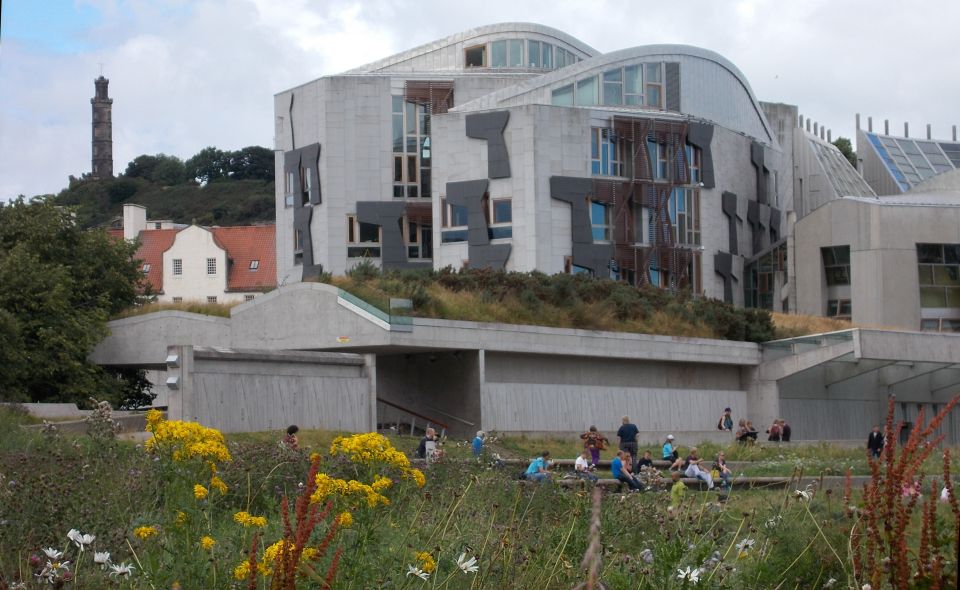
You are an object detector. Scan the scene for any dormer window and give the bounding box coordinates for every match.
[142,263,151,273]
[249,260,260,271]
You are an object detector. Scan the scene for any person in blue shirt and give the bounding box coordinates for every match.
[662,434,683,470]
[611,450,642,491]
[472,431,485,456]
[616,416,640,472]
[525,451,552,482]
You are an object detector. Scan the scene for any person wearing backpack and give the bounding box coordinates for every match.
[580,425,609,467]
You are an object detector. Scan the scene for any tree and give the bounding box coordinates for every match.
[228,146,274,181]
[185,146,229,184]
[125,154,188,185]
[0,198,148,406]
[832,137,857,169]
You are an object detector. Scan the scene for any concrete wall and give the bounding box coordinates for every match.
[480,351,744,442]
[90,311,231,367]
[166,346,374,433]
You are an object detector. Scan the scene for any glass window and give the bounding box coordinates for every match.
[921,287,947,307]
[508,39,523,67]
[552,84,574,106]
[172,297,183,303]
[645,62,662,83]
[591,128,622,177]
[602,68,623,106]
[624,65,642,105]
[491,40,507,68]
[556,47,568,68]
[821,246,851,285]
[541,42,553,69]
[670,188,700,245]
[590,201,611,242]
[358,222,380,243]
[207,296,217,304]
[492,199,512,224]
[918,243,943,263]
[528,40,541,68]
[245,294,255,301]
[206,258,216,275]
[645,63,662,108]
[576,76,598,106]
[249,260,259,270]
[465,44,486,67]
[142,263,151,273]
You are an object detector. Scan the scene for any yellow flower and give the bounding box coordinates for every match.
[371,475,393,492]
[145,409,164,430]
[200,536,216,551]
[310,452,322,463]
[338,511,353,528]
[233,561,251,580]
[210,475,228,494]
[175,511,187,527]
[233,511,268,528]
[415,551,436,573]
[144,415,231,463]
[194,484,209,500]
[134,526,158,540]
[407,468,426,488]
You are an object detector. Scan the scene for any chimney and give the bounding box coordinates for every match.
[799,114,804,129]
[954,125,957,142]
[827,129,832,142]
[904,122,909,138]
[855,113,861,130]
[820,126,825,140]
[884,119,889,135]
[927,124,932,140]
[123,204,147,242]
[806,118,811,132]
[814,122,819,136]
[868,117,873,132]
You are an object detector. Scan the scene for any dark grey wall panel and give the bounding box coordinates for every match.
[357,201,404,269]
[714,251,737,304]
[751,141,769,205]
[550,176,614,277]
[768,207,781,243]
[665,62,681,112]
[465,111,511,179]
[285,144,323,279]
[721,191,740,255]
[446,179,511,269]
[686,122,715,188]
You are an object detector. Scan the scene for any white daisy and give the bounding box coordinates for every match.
[406,565,429,580]
[109,562,135,577]
[42,548,63,560]
[676,566,700,584]
[456,552,479,574]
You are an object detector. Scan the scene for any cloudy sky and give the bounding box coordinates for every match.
[1,0,958,200]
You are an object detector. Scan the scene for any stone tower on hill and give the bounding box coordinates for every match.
[91,76,114,179]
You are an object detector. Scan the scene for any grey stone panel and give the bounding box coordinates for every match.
[769,207,781,243]
[285,144,324,279]
[465,111,511,179]
[751,141,769,205]
[721,191,740,255]
[446,179,512,269]
[550,176,614,277]
[665,62,681,112]
[714,251,737,304]
[357,201,408,269]
[747,200,761,256]
[686,122,715,188]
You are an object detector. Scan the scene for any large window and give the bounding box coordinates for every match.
[206,258,217,275]
[173,258,183,275]
[550,62,665,107]
[440,198,469,243]
[464,44,486,67]
[575,76,599,106]
[917,243,960,308]
[686,145,701,184]
[669,188,700,246]
[822,246,851,286]
[645,63,663,108]
[647,138,668,180]
[590,201,611,242]
[346,215,381,258]
[404,220,433,259]
[392,96,430,198]
[590,128,624,177]
[484,197,513,240]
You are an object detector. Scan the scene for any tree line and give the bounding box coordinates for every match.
[123,145,274,185]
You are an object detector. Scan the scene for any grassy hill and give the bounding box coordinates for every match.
[50,175,274,228]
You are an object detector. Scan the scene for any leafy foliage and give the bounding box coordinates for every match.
[0,199,145,405]
[832,136,857,168]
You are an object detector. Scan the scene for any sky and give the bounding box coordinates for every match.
[1,0,958,201]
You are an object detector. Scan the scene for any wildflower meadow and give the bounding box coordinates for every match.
[2,396,960,589]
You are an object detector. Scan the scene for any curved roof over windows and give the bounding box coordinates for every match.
[453,44,778,146]
[343,22,599,74]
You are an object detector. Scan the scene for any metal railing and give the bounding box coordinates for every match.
[376,397,449,438]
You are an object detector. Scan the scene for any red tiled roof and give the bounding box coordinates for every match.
[211,225,276,292]
[135,229,179,293]
[106,228,124,240]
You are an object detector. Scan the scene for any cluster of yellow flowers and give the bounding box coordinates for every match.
[233,511,268,528]
[200,535,216,551]
[232,540,320,580]
[328,432,426,488]
[144,410,231,464]
[338,511,353,528]
[415,551,437,574]
[133,526,158,540]
[310,473,390,507]
[193,484,208,500]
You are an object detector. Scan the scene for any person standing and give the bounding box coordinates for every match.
[780,419,792,442]
[867,425,884,458]
[472,431,485,456]
[617,416,639,471]
[717,407,734,432]
[580,426,610,466]
[766,420,781,442]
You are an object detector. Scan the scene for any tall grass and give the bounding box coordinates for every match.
[112,300,239,319]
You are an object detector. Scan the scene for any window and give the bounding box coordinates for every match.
[172,297,183,303]
[346,214,382,258]
[249,260,259,271]
[244,294,255,302]
[575,76,598,106]
[206,258,217,275]
[485,198,513,240]
[207,296,218,304]
[552,84,574,106]
[686,145,702,184]
[142,263,151,274]
[528,40,541,68]
[392,96,430,198]
[441,199,469,228]
[647,139,667,179]
[464,44,486,67]
[670,188,700,245]
[508,39,523,67]
[602,68,623,106]
[821,246,851,286]
[404,220,433,259]
[590,201,611,242]
[154,222,162,229]
[645,63,663,108]
[491,40,507,67]
[827,299,852,318]
[172,258,183,275]
[633,204,651,244]
[541,42,553,69]
[294,229,304,265]
[917,244,960,308]
[591,128,623,177]
[624,65,642,105]
[300,165,311,206]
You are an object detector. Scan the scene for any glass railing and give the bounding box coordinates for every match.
[337,289,413,331]
[761,329,855,361]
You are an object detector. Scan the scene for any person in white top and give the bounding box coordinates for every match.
[575,449,598,482]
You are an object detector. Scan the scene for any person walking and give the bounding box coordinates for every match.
[717,407,734,432]
[867,425,884,458]
[617,416,639,471]
[580,425,610,467]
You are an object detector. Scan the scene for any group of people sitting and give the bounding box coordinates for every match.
[732,417,792,443]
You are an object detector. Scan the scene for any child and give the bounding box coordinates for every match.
[283,425,299,450]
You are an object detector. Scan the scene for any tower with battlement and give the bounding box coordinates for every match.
[91,76,114,178]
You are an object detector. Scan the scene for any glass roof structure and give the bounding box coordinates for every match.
[864,132,960,192]
[810,138,875,198]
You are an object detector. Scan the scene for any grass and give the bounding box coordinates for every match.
[112,300,238,319]
[2,407,958,588]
